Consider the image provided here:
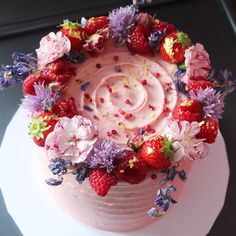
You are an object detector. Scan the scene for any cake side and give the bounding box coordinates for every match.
[34,145,192,232]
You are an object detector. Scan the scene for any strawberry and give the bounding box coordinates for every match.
[23,74,52,95]
[188,78,213,93]
[152,19,176,35]
[114,150,148,184]
[160,31,191,64]
[196,119,219,143]
[141,136,173,170]
[127,25,152,54]
[89,168,117,196]
[172,99,203,122]
[41,59,75,84]
[52,97,78,118]
[29,112,58,147]
[60,19,87,51]
[84,16,108,36]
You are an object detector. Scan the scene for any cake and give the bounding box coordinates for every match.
[0,0,235,233]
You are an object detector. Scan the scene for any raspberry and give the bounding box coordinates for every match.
[127,25,152,54]
[23,74,51,95]
[114,150,148,184]
[89,168,117,196]
[41,59,75,84]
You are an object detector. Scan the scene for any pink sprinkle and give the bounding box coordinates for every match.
[125,99,132,105]
[114,114,119,117]
[149,104,155,110]
[111,129,118,135]
[141,79,147,85]
[84,93,90,99]
[107,131,112,137]
[125,114,133,120]
[118,109,126,115]
[125,134,130,138]
[156,72,160,77]
[99,97,104,103]
[96,63,101,69]
[108,87,113,93]
[93,115,99,120]
[113,55,119,61]
[145,124,156,133]
[151,174,157,180]
[124,84,129,89]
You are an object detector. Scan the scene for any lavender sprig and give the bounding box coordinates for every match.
[0,52,37,90]
[209,69,236,96]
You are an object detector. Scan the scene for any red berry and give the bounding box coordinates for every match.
[52,97,78,118]
[23,74,52,95]
[152,19,176,35]
[141,136,172,171]
[172,99,203,122]
[160,32,191,64]
[188,79,213,93]
[114,150,148,184]
[84,16,109,36]
[29,112,58,147]
[127,25,152,54]
[89,168,117,196]
[196,119,219,143]
[60,20,87,51]
[41,59,75,84]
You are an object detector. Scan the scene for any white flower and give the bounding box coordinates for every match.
[163,120,208,161]
[45,115,97,163]
[36,31,71,68]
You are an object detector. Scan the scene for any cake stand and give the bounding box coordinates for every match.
[0,107,229,236]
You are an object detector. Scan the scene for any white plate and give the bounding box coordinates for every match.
[0,108,229,236]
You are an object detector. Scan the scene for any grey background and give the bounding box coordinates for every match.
[0,0,236,235]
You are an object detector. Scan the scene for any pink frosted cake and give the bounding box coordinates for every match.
[1,0,235,233]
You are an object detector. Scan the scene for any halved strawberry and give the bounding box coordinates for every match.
[60,19,87,51]
[160,31,191,64]
[84,16,108,36]
[196,119,219,143]
[29,112,58,147]
[152,19,176,35]
[114,150,148,184]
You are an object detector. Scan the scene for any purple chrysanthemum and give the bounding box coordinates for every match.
[190,88,224,119]
[108,5,136,45]
[87,139,123,172]
[21,83,60,113]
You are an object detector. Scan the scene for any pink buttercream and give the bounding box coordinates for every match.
[184,43,211,80]
[65,43,179,146]
[45,115,97,163]
[36,31,71,68]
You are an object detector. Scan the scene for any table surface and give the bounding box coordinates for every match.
[0,0,235,235]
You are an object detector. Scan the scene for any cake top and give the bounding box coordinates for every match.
[0,0,235,219]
